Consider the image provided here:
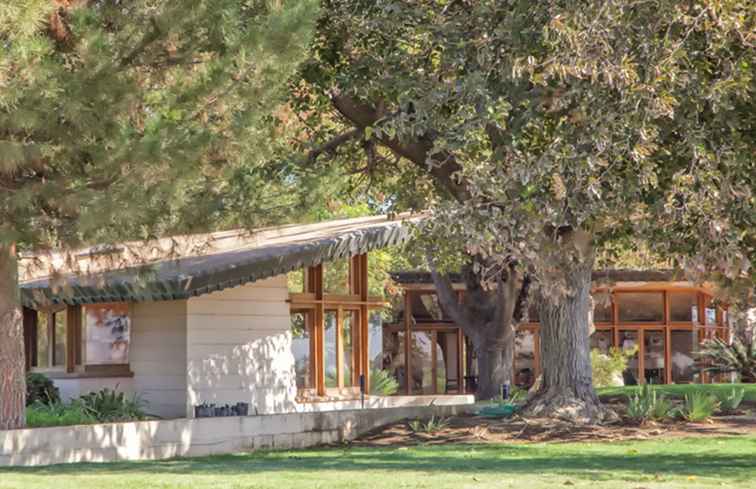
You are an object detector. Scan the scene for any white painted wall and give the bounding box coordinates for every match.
[186,275,297,417]
[130,300,188,418]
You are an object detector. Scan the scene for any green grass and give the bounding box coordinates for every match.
[2,436,755,489]
[598,383,756,402]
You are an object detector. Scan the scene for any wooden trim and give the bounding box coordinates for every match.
[638,329,645,384]
[431,331,438,394]
[65,306,76,372]
[404,290,412,395]
[23,307,37,371]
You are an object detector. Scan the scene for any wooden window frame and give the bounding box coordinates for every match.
[288,253,381,400]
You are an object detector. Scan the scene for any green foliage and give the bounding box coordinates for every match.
[626,384,673,422]
[716,388,745,414]
[1,0,319,252]
[25,402,97,428]
[25,372,60,406]
[591,347,635,388]
[696,334,756,383]
[77,388,147,422]
[680,392,720,422]
[408,416,449,435]
[369,369,399,396]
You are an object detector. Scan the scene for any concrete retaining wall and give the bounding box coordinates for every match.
[0,397,475,467]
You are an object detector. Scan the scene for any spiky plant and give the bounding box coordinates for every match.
[696,333,756,383]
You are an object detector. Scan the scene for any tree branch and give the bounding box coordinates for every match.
[426,252,474,331]
[307,128,360,163]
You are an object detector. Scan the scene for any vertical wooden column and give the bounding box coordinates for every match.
[697,292,707,384]
[404,290,412,395]
[611,292,619,348]
[65,306,77,372]
[309,264,326,396]
[355,254,370,392]
[457,328,464,393]
[431,331,438,394]
[663,291,672,384]
[336,307,344,388]
[22,307,37,371]
[638,329,645,385]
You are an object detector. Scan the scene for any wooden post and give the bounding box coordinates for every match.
[638,329,645,385]
[311,265,326,396]
[358,254,369,392]
[404,290,412,395]
[431,331,438,394]
[336,307,344,388]
[65,306,77,373]
[457,328,464,393]
[22,307,37,371]
[611,292,619,349]
[663,291,672,384]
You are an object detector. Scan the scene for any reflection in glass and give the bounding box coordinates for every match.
[290,311,313,389]
[669,292,697,322]
[437,332,458,393]
[619,331,639,385]
[515,330,536,388]
[53,311,66,367]
[342,311,355,386]
[593,293,612,323]
[36,313,49,368]
[590,330,613,354]
[368,311,384,371]
[671,330,695,382]
[643,331,665,384]
[384,331,407,393]
[618,293,663,322]
[411,332,436,394]
[324,259,350,294]
[324,311,337,387]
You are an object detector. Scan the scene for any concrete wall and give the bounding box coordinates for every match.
[130,300,188,418]
[55,377,135,403]
[0,397,475,467]
[186,276,297,417]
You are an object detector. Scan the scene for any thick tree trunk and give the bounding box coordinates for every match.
[0,244,25,430]
[523,250,615,423]
[475,332,515,400]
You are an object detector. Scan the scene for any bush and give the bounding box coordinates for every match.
[26,402,96,428]
[626,384,673,422]
[716,387,745,414]
[592,347,634,388]
[696,333,756,383]
[77,388,147,422]
[680,392,720,422]
[25,373,60,406]
[369,369,400,396]
[408,416,449,434]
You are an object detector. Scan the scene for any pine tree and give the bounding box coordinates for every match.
[0,0,317,429]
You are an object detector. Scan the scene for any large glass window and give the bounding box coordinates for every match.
[669,292,697,322]
[342,311,355,386]
[618,293,664,322]
[703,297,717,326]
[619,330,640,385]
[35,313,50,368]
[590,330,613,354]
[84,303,129,365]
[324,311,338,388]
[515,329,536,388]
[643,331,666,384]
[290,311,314,390]
[410,332,436,394]
[411,292,447,322]
[53,312,66,367]
[593,293,613,323]
[671,330,695,382]
[324,258,351,294]
[368,311,384,372]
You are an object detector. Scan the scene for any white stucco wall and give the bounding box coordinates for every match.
[186,275,297,417]
[130,300,188,418]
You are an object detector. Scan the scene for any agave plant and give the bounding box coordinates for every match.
[696,332,756,383]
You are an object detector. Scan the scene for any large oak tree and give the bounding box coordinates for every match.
[297,0,753,422]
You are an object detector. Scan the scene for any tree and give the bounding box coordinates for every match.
[296,1,753,421]
[0,0,317,429]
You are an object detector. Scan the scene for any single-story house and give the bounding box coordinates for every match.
[383,270,731,394]
[19,214,429,418]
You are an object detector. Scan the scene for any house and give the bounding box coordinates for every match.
[19,214,436,419]
[383,270,731,393]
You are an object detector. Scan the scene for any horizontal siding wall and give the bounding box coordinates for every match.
[186,275,296,417]
[130,300,188,418]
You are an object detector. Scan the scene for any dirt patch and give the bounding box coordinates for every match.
[350,412,756,447]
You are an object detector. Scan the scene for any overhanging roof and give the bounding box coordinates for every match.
[390,269,685,286]
[20,214,422,308]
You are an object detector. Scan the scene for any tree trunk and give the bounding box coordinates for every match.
[476,335,515,400]
[0,244,26,430]
[523,249,615,423]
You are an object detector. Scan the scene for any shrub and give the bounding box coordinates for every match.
[25,373,60,406]
[26,402,96,428]
[592,347,634,388]
[77,388,147,422]
[369,369,400,396]
[680,392,720,422]
[408,416,449,434]
[696,333,756,383]
[717,387,745,414]
[626,384,673,422]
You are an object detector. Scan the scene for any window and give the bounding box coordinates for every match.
[290,311,314,390]
[34,310,65,368]
[593,293,613,323]
[618,292,664,322]
[669,292,697,322]
[84,303,130,365]
[324,258,351,294]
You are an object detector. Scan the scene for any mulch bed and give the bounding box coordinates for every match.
[349,408,756,447]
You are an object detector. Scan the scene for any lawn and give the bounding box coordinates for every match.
[598,383,756,402]
[2,436,755,489]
